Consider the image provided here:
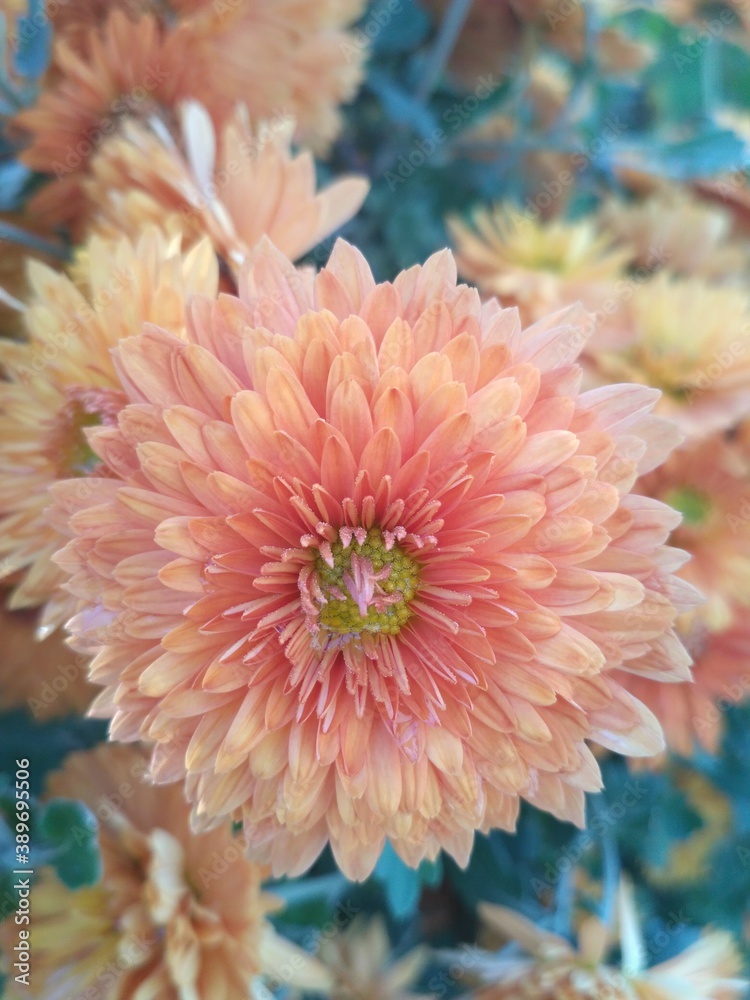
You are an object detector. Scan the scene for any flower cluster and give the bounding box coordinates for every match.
[1,1,749,995]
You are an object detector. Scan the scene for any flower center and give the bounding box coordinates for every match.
[46,386,124,478]
[303,528,419,640]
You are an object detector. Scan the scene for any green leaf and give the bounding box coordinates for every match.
[373,841,421,920]
[40,799,101,890]
[612,127,746,179]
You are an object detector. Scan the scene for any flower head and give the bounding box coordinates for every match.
[14,2,367,234]
[56,239,691,880]
[166,0,368,152]
[599,190,747,280]
[611,435,750,756]
[316,916,429,1000]
[13,9,185,235]
[0,227,218,635]
[585,273,750,439]
[84,102,369,270]
[0,743,322,1000]
[475,883,747,999]
[449,206,629,325]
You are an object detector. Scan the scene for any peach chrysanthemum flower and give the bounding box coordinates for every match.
[449,206,630,325]
[598,190,748,281]
[14,3,367,234]
[0,227,218,636]
[474,882,747,999]
[55,239,692,880]
[611,436,750,756]
[0,743,329,1000]
[585,273,750,440]
[166,0,367,153]
[13,9,186,235]
[316,916,429,1000]
[84,102,369,272]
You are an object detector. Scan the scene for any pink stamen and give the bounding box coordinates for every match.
[342,553,401,618]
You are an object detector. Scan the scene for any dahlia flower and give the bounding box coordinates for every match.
[56,238,692,880]
[585,273,750,439]
[84,102,369,272]
[316,916,429,1000]
[611,436,750,756]
[475,883,747,999]
[0,744,328,1000]
[449,206,630,325]
[0,227,218,635]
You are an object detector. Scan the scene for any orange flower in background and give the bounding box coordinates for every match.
[0,743,329,1000]
[0,598,95,720]
[449,206,630,325]
[620,617,750,759]
[13,2,368,235]
[474,881,747,999]
[0,227,218,636]
[13,9,185,235]
[166,0,368,153]
[598,190,748,280]
[55,238,692,880]
[84,102,370,271]
[585,273,750,439]
[612,436,750,756]
[316,916,429,1000]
